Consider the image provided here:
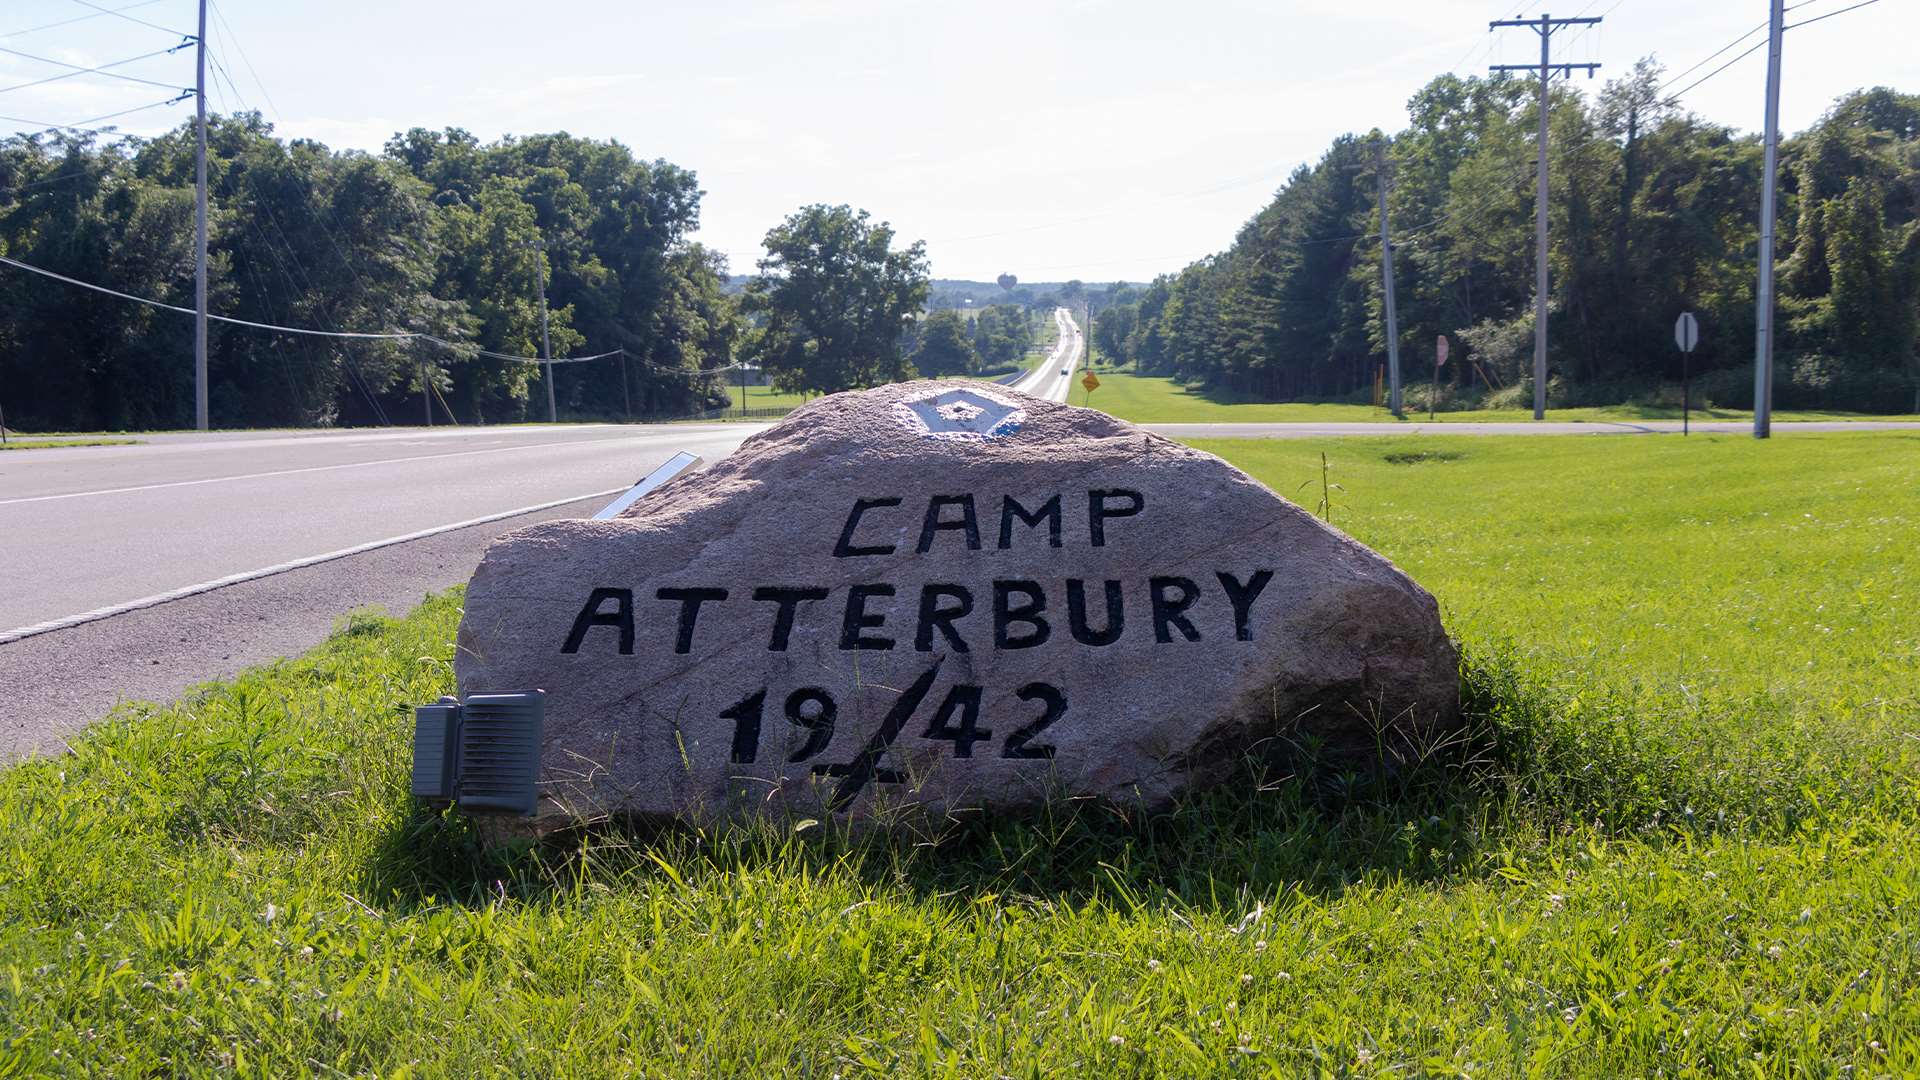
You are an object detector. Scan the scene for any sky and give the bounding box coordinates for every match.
[3,0,1917,284]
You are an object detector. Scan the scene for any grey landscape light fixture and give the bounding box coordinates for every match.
[411,690,545,816]
[410,448,706,817]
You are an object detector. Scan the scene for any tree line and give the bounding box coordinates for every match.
[1093,68,1920,413]
[0,118,972,431]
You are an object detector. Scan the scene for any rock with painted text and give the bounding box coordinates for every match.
[454,381,1459,824]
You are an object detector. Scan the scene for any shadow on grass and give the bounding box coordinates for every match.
[358,642,1898,915]
[360,648,1549,914]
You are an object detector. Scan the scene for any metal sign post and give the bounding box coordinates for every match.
[1434,335,1450,423]
[1675,311,1700,437]
[1080,370,1100,406]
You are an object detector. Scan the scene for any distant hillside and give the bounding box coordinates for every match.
[924,279,1143,310]
[722,276,1145,311]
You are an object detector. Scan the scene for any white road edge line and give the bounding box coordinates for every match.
[0,434,676,507]
[0,487,625,646]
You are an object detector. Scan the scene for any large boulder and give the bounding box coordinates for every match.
[455,382,1458,824]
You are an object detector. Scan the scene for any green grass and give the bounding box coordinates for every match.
[704,383,818,418]
[0,437,141,450]
[2,434,1918,1074]
[1087,371,1920,426]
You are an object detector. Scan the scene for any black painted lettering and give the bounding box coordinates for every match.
[833,497,902,557]
[560,587,634,655]
[993,580,1051,649]
[752,586,829,651]
[723,689,766,763]
[915,584,974,653]
[1215,570,1275,642]
[1088,489,1144,547]
[922,684,990,758]
[998,494,1062,550]
[917,495,981,553]
[1066,579,1125,646]
[783,688,837,763]
[656,587,728,654]
[1002,682,1064,759]
[1149,576,1202,643]
[816,661,943,809]
[840,584,897,650]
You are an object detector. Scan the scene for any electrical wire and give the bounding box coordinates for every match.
[207,46,380,315]
[1657,19,1767,93]
[1560,0,1625,55]
[63,0,187,38]
[1787,0,1883,31]
[1662,39,1768,102]
[2,0,167,40]
[208,1,282,119]
[0,251,673,366]
[0,43,190,92]
[0,43,184,96]
[0,92,190,135]
[0,164,107,196]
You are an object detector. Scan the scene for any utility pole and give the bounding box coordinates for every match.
[193,0,209,431]
[1084,299,1093,371]
[1753,0,1784,439]
[523,238,557,423]
[1374,140,1404,418]
[1491,12,1601,420]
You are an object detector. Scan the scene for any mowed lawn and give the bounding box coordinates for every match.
[705,383,818,416]
[2,434,1917,1074]
[1087,369,1920,426]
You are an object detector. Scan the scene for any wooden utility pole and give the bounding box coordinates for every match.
[1491,12,1601,420]
[1753,0,1784,439]
[1374,140,1403,418]
[193,0,209,430]
[522,237,557,423]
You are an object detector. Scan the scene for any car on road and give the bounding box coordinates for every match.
[1060,368,1070,375]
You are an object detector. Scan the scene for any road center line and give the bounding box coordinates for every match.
[0,487,627,646]
[0,434,674,506]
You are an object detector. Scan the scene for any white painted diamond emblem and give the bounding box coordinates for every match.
[895,387,1025,439]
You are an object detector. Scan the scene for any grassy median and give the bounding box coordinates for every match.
[1,433,1916,1075]
[1083,370,1920,426]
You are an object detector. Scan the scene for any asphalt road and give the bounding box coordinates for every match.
[0,423,759,756]
[5,398,1913,759]
[1006,307,1083,402]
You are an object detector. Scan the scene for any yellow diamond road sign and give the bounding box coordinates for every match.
[1080,371,1100,393]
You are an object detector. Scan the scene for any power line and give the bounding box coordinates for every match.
[206,44,382,315]
[1658,0,1878,105]
[1663,39,1767,102]
[0,251,656,366]
[0,166,99,196]
[1787,0,1883,31]
[0,43,191,99]
[2,0,168,40]
[0,92,191,135]
[202,4,412,376]
[1658,19,1767,92]
[1488,10,1603,420]
[208,1,281,119]
[0,43,191,91]
[64,0,188,38]
[0,43,187,96]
